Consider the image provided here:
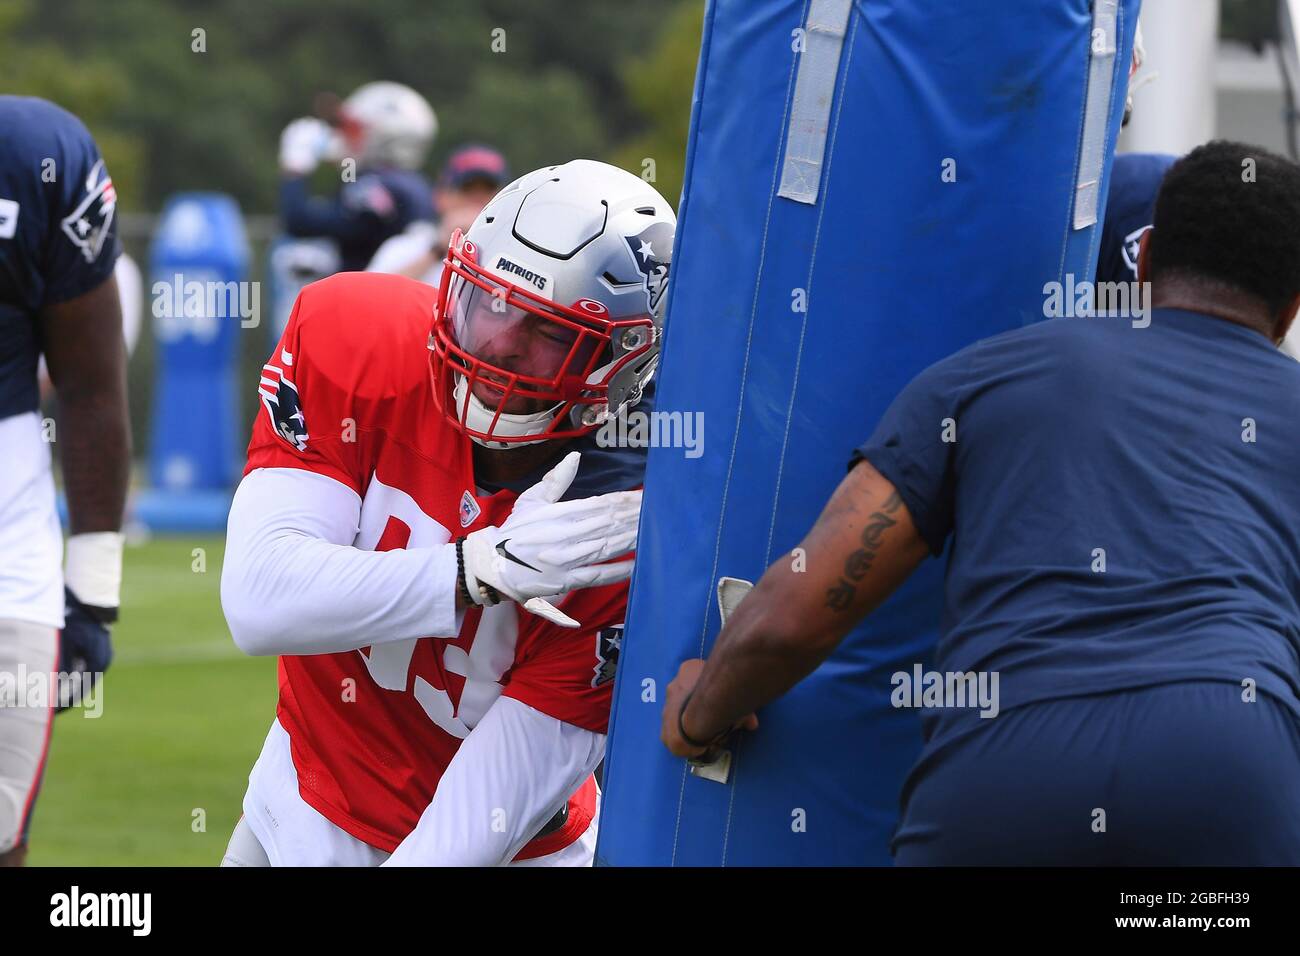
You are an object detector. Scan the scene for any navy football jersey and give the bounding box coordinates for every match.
[280,167,434,272]
[1095,152,1177,287]
[0,96,121,418]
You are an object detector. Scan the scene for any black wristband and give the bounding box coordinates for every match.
[677,689,720,749]
[454,538,475,607]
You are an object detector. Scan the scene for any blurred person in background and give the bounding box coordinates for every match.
[1097,154,1175,287]
[1097,22,1177,290]
[0,96,128,866]
[367,144,509,286]
[278,81,437,273]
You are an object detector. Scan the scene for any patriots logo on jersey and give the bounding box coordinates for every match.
[344,175,397,220]
[60,158,117,264]
[624,221,673,315]
[258,361,309,452]
[591,624,623,688]
[1122,224,1151,279]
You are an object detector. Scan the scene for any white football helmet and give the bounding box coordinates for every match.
[429,159,676,448]
[339,81,437,171]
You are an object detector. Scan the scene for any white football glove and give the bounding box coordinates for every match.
[461,451,640,628]
[279,117,334,176]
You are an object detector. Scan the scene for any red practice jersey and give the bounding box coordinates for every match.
[244,271,626,859]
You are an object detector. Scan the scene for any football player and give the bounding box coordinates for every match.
[279,81,438,273]
[220,159,674,866]
[0,96,129,866]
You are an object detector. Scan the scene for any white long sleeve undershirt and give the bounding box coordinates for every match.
[220,467,462,656]
[223,467,601,866]
[383,694,605,866]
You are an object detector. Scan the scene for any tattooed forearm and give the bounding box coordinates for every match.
[823,491,906,612]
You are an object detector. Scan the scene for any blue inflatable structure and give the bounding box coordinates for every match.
[134,193,248,531]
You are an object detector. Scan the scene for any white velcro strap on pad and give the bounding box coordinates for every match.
[716,576,754,625]
[1074,0,1120,230]
[64,531,125,609]
[777,0,854,205]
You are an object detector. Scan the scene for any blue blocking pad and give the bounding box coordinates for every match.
[598,0,1141,865]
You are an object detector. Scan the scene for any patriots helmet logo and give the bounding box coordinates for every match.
[624,222,673,315]
[591,624,623,688]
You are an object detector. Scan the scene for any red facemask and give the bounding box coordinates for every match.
[428,230,655,444]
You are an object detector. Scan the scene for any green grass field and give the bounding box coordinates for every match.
[28,535,277,866]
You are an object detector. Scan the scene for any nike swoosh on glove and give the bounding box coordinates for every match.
[462,451,640,628]
[57,587,113,712]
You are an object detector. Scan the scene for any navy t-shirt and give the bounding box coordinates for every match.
[855,310,1300,730]
[0,96,121,418]
[1095,152,1177,286]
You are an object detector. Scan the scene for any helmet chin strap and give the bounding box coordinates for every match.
[453,375,562,449]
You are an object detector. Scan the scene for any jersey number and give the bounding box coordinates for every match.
[354,477,516,738]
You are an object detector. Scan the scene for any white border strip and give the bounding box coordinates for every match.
[776,0,854,205]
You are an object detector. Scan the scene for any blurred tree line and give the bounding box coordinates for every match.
[0,0,704,214]
[6,0,1273,219]
[0,0,703,459]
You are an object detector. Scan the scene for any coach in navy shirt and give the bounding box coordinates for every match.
[659,141,1300,865]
